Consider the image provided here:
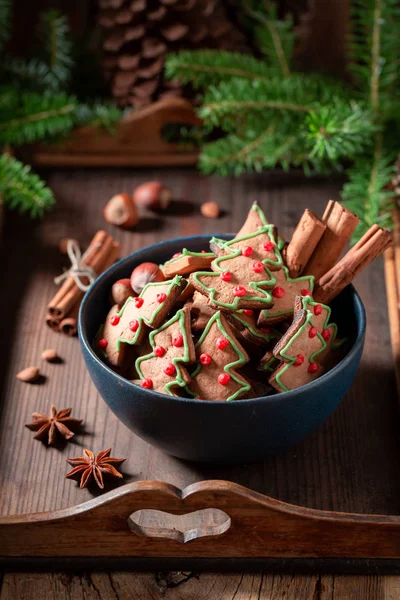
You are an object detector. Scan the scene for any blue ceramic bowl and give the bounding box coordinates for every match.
[79,235,366,464]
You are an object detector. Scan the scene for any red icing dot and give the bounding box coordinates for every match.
[241,246,253,257]
[243,309,254,316]
[154,345,166,357]
[98,338,108,349]
[110,315,120,326]
[172,334,184,347]
[309,326,317,338]
[129,319,139,332]
[263,241,274,252]
[135,297,144,308]
[201,250,207,253]
[294,354,304,366]
[301,289,312,297]
[163,363,176,376]
[308,362,319,373]
[220,271,232,282]
[200,353,211,365]
[233,285,247,297]
[261,327,271,334]
[216,337,229,350]
[314,303,322,315]
[252,261,264,273]
[218,373,231,385]
[141,378,153,389]
[172,252,182,258]
[272,286,285,298]
[322,328,331,341]
[157,293,167,303]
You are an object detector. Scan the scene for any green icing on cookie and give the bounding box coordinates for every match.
[189,311,251,402]
[116,275,182,350]
[161,248,214,269]
[135,308,192,395]
[192,225,283,310]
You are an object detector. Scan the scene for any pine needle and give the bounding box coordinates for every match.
[0,154,55,217]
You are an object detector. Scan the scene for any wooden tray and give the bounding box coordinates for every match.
[1,168,400,571]
[21,99,201,168]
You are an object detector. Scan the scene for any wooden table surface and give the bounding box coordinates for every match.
[1,167,400,599]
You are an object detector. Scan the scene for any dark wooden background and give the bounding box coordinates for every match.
[1,167,400,598]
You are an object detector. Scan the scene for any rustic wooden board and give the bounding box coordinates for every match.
[0,169,400,568]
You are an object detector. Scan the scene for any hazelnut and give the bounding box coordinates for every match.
[201,201,220,218]
[130,262,165,294]
[111,278,135,306]
[103,193,138,228]
[133,181,172,211]
[41,349,58,362]
[16,366,40,383]
[59,238,78,255]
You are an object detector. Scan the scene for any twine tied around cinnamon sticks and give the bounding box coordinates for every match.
[54,239,98,292]
[46,231,120,336]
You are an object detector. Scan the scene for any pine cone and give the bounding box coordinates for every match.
[97,0,249,108]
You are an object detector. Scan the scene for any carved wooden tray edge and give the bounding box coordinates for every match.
[1,479,400,561]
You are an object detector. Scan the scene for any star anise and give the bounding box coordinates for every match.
[25,404,83,445]
[66,448,126,489]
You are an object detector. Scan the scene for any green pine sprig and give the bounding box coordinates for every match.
[0,154,55,217]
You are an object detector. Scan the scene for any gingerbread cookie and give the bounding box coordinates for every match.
[99,275,185,366]
[135,306,195,395]
[237,202,285,250]
[268,296,343,392]
[257,267,314,325]
[227,309,281,349]
[189,290,217,332]
[188,311,252,401]
[161,249,214,278]
[190,225,283,311]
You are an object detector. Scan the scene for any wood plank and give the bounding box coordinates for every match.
[0,168,399,553]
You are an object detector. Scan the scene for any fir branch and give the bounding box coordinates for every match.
[38,10,73,90]
[0,154,55,217]
[306,101,375,162]
[0,93,77,145]
[342,143,395,242]
[349,0,400,104]
[74,102,122,132]
[166,51,279,88]
[199,123,307,176]
[4,57,54,90]
[0,0,11,50]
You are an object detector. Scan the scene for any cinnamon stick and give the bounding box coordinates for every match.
[285,209,326,277]
[60,303,80,337]
[58,242,120,337]
[303,201,360,280]
[46,313,61,332]
[48,231,118,319]
[384,245,400,402]
[313,224,393,304]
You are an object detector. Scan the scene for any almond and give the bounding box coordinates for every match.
[16,366,40,383]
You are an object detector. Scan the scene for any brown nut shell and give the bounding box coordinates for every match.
[133,181,171,211]
[111,278,135,306]
[201,201,220,218]
[104,193,138,228]
[130,262,165,294]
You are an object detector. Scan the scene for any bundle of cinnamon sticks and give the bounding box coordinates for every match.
[46,231,120,336]
[285,200,393,304]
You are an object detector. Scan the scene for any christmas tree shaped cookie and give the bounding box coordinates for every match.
[257,267,314,325]
[188,311,252,401]
[135,307,196,395]
[268,295,343,392]
[100,275,184,366]
[190,225,283,311]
